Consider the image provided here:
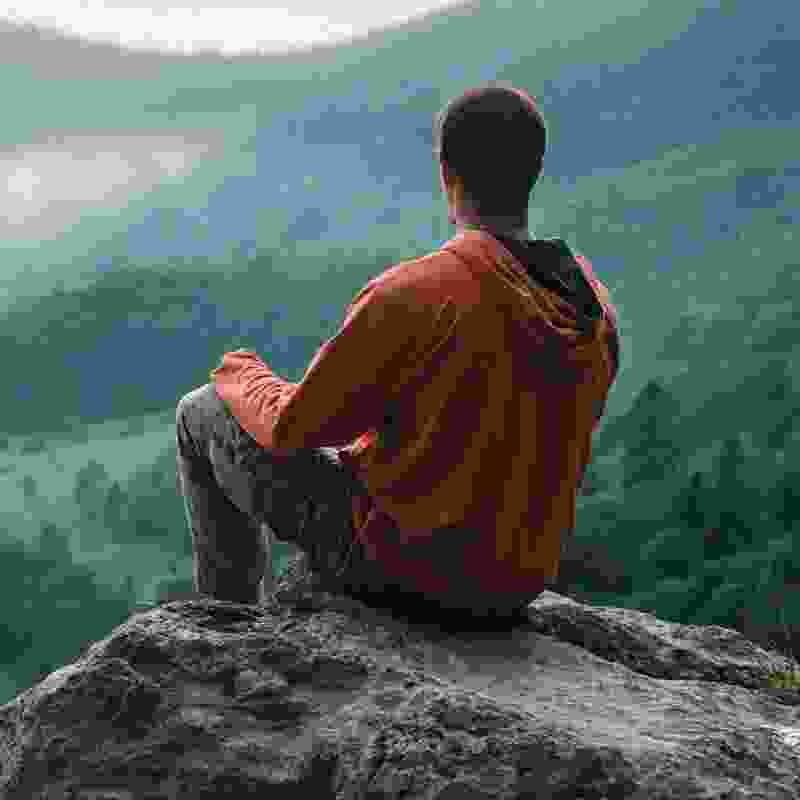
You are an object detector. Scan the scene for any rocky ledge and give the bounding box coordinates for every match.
[1,554,800,799]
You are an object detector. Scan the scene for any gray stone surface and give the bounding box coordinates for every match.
[1,553,800,799]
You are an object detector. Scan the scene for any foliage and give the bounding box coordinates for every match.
[20,436,46,454]
[155,575,198,604]
[21,474,37,500]
[0,244,387,439]
[2,1,799,706]
[68,445,193,559]
[674,471,705,529]
[0,521,136,702]
[620,380,686,489]
[767,671,800,690]
[565,425,800,665]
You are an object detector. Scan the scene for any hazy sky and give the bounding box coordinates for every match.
[0,1,464,251]
[2,1,464,55]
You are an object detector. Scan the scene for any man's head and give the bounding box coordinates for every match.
[433,81,546,234]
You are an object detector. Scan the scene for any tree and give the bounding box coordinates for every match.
[716,435,746,491]
[73,458,111,515]
[709,435,755,552]
[578,458,612,496]
[21,474,37,500]
[748,358,800,451]
[102,481,127,530]
[20,436,45,454]
[773,468,800,531]
[675,471,706,529]
[621,380,686,489]
[37,521,71,561]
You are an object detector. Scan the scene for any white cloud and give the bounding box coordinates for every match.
[0,132,221,240]
[1,1,462,55]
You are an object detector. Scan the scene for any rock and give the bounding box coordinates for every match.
[2,552,800,799]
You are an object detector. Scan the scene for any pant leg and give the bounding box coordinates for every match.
[175,382,535,627]
[175,382,374,604]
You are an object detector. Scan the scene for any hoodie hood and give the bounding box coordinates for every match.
[441,230,614,377]
[496,234,605,326]
[442,230,619,396]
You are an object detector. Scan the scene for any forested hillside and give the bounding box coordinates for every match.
[1,0,797,704]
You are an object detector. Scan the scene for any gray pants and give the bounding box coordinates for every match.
[175,382,535,626]
[175,382,384,605]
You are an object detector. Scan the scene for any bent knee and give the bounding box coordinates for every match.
[176,383,219,423]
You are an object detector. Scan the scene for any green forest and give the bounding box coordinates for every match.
[0,0,798,706]
[2,246,800,705]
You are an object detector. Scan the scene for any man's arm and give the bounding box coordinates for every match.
[210,280,428,455]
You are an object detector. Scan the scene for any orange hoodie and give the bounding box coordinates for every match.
[211,229,619,607]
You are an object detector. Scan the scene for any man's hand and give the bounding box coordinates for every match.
[209,348,257,390]
[210,349,256,418]
[211,348,254,374]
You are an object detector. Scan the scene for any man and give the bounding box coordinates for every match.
[175,81,620,628]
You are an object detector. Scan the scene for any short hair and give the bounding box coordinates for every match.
[433,81,546,220]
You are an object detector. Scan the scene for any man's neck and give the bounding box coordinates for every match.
[455,214,530,242]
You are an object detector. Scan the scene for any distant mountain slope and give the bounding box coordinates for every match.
[0,0,717,293]
[0,0,796,439]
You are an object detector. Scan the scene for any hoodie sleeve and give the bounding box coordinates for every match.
[210,279,425,456]
[574,253,621,385]
[572,254,621,439]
